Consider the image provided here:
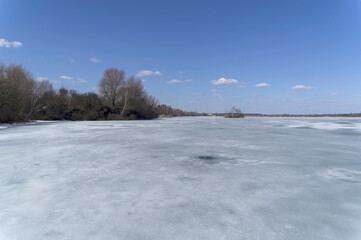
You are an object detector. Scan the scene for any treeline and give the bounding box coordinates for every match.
[157,104,198,117]
[243,113,361,117]
[0,63,186,123]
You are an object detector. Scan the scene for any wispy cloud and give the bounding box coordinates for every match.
[89,57,101,63]
[69,78,87,84]
[136,70,162,77]
[210,77,238,85]
[166,79,183,84]
[60,75,73,80]
[59,75,86,84]
[73,78,87,84]
[255,83,270,87]
[291,85,313,90]
[0,38,23,48]
[185,79,193,82]
[36,76,61,84]
[210,89,223,93]
[52,80,61,84]
[210,89,223,98]
[35,77,48,82]
[236,81,248,88]
[68,58,75,63]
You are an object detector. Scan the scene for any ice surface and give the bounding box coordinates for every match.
[1,117,361,240]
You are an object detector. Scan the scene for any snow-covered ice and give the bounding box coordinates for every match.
[1,117,361,240]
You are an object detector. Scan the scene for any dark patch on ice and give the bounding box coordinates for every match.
[6,178,26,185]
[198,155,217,160]
[196,155,237,165]
[336,121,352,125]
[197,155,221,164]
[295,126,313,129]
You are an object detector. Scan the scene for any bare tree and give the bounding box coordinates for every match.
[119,91,128,118]
[0,64,33,122]
[225,106,244,118]
[26,79,53,120]
[230,106,241,115]
[99,68,126,110]
[126,76,144,109]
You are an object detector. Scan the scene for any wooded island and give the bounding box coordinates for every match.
[0,63,197,123]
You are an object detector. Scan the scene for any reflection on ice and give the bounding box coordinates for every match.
[0,117,361,240]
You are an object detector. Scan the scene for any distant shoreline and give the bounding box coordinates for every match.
[243,114,361,118]
[159,114,361,118]
[202,113,361,118]
[1,114,361,127]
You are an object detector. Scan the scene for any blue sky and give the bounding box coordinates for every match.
[1,0,361,114]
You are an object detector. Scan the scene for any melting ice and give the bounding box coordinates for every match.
[1,117,361,240]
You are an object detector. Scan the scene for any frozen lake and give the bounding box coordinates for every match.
[1,117,361,240]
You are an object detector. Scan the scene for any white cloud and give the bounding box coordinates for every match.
[178,71,184,75]
[92,87,99,92]
[60,75,73,80]
[210,77,238,85]
[136,70,153,76]
[136,70,162,77]
[12,41,22,48]
[89,57,101,63]
[166,79,183,84]
[0,38,23,48]
[185,79,193,82]
[35,77,48,82]
[59,75,86,84]
[212,93,221,96]
[68,58,75,62]
[255,83,270,87]
[291,85,313,90]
